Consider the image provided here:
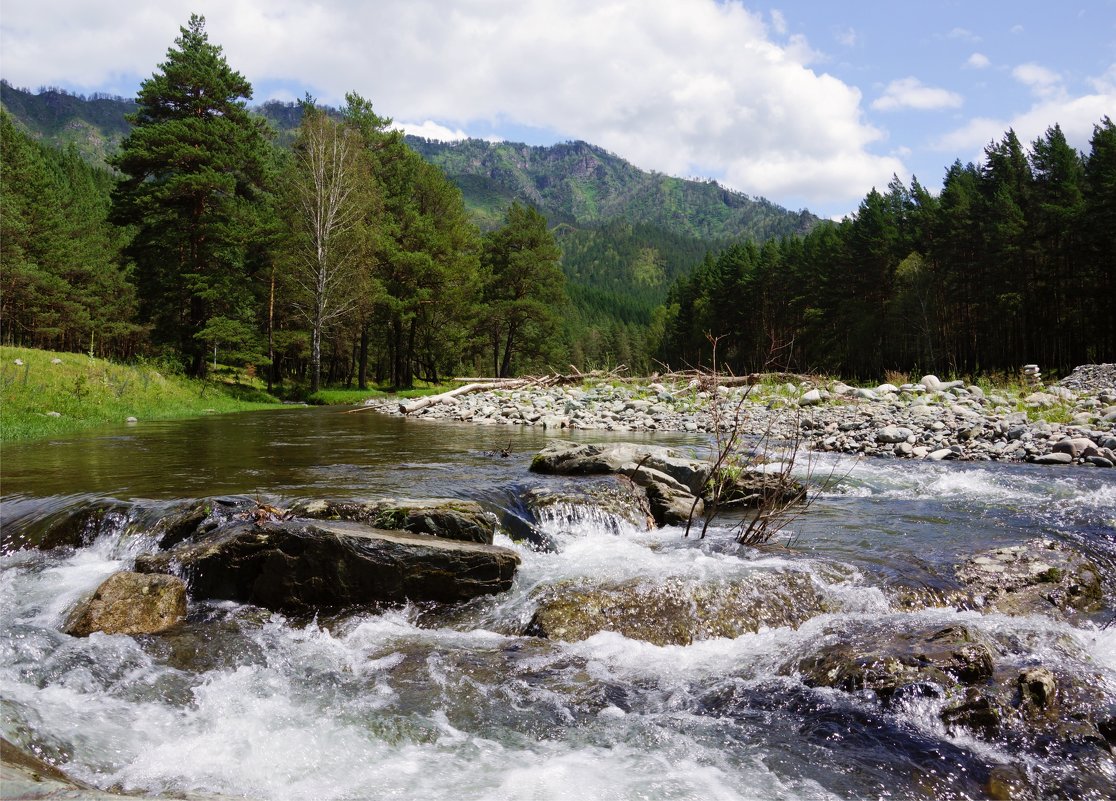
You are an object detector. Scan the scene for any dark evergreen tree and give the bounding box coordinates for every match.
[110,14,272,376]
[481,203,566,377]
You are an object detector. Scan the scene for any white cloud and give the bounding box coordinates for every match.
[965,52,990,70]
[871,77,964,111]
[770,9,787,35]
[947,27,980,43]
[397,121,471,141]
[1012,63,1063,98]
[1010,24,1024,34]
[0,0,904,213]
[934,67,1116,157]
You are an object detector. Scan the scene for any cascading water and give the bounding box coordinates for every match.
[1,406,1114,800]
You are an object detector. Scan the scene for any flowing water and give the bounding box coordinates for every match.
[1,407,1114,800]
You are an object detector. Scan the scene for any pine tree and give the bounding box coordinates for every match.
[481,203,565,377]
[111,14,272,376]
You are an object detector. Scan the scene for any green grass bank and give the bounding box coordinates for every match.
[0,346,280,443]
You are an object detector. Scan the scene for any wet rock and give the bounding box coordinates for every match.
[64,571,186,637]
[793,623,996,703]
[0,737,105,798]
[1,736,245,799]
[644,478,702,527]
[290,498,497,544]
[941,688,1004,738]
[1,500,133,553]
[716,471,807,510]
[526,572,829,646]
[1018,667,1057,710]
[521,478,654,532]
[150,499,248,549]
[530,440,709,494]
[135,519,519,613]
[956,539,1104,619]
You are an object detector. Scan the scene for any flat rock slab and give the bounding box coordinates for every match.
[289,498,497,544]
[136,519,520,613]
[526,572,829,646]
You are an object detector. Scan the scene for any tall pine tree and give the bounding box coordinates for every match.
[111,14,272,376]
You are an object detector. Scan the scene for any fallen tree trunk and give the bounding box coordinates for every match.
[398,380,526,414]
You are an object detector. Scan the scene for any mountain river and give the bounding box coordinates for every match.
[1,406,1114,800]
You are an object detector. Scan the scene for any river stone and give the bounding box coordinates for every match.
[521,477,655,532]
[1018,667,1057,710]
[798,389,824,406]
[289,498,497,544]
[1,500,134,553]
[526,572,829,646]
[530,440,709,495]
[64,571,187,637]
[955,539,1104,619]
[135,519,520,613]
[1052,437,1099,460]
[1032,452,1073,465]
[876,425,913,444]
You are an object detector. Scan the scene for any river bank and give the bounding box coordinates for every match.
[365,365,1116,466]
[0,346,279,442]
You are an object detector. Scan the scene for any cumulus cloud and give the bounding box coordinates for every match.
[965,52,990,69]
[872,77,964,111]
[1012,63,1063,98]
[0,0,905,213]
[933,66,1115,157]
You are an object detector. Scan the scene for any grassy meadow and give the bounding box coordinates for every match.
[0,346,280,442]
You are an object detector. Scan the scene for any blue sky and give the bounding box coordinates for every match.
[2,0,1113,218]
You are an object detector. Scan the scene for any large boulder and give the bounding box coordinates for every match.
[64,571,187,637]
[289,498,497,544]
[530,440,709,495]
[135,519,519,613]
[526,572,829,646]
[955,539,1104,619]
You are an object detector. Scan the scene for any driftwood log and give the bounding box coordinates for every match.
[397,380,526,414]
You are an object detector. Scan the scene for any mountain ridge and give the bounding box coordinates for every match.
[2,81,817,241]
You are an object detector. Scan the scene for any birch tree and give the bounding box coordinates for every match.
[287,103,374,392]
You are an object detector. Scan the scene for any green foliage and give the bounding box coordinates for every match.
[0,111,140,356]
[657,121,1116,377]
[110,14,273,378]
[0,346,278,442]
[481,203,567,376]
